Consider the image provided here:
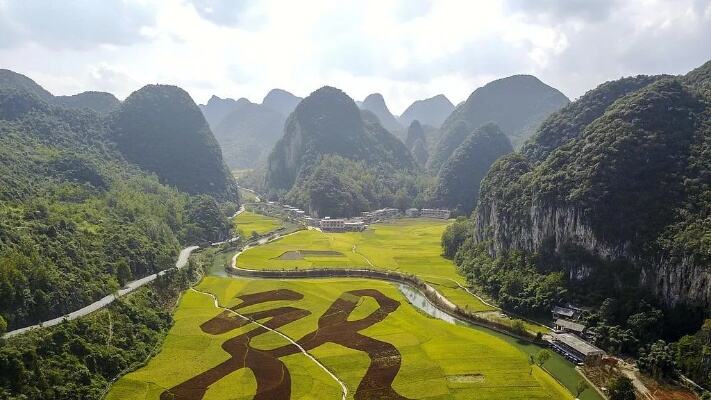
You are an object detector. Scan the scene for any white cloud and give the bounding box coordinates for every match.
[0,0,708,112]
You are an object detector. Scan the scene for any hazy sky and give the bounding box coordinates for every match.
[1,0,709,113]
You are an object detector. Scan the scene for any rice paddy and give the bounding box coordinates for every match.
[106,277,577,400]
[233,210,282,237]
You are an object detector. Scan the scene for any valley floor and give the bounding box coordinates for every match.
[107,277,573,400]
[107,215,602,400]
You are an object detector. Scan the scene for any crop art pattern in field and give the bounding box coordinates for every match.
[161,288,409,400]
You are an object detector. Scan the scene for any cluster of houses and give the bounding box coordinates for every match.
[547,305,605,364]
[262,203,452,232]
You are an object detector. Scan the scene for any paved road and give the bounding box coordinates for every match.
[3,245,200,338]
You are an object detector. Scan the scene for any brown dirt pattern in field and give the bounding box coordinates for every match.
[160,288,409,400]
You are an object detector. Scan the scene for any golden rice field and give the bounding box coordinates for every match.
[107,277,575,400]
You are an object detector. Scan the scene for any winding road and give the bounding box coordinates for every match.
[3,245,200,338]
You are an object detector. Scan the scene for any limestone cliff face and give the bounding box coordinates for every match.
[475,198,711,308]
[473,68,711,309]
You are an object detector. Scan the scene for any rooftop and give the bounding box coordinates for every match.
[555,319,586,333]
[552,306,576,317]
[552,333,604,356]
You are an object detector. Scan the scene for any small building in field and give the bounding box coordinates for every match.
[550,333,605,364]
[320,218,345,231]
[420,208,451,219]
[554,319,586,334]
[405,208,419,217]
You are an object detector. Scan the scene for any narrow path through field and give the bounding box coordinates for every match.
[351,244,375,268]
[190,287,348,400]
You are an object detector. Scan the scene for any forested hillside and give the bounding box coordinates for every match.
[0,72,235,331]
[266,86,421,216]
[444,61,711,373]
[404,120,429,166]
[55,91,120,114]
[427,75,569,173]
[430,123,512,215]
[110,85,238,200]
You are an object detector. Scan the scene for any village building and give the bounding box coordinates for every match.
[549,333,605,364]
[554,319,586,335]
[320,218,345,231]
[420,208,451,219]
[361,208,400,223]
[552,306,579,320]
[405,208,419,217]
[304,217,320,227]
[344,221,366,231]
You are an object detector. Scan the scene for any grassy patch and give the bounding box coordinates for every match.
[108,277,577,399]
[233,210,282,237]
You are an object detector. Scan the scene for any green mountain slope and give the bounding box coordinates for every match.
[468,61,711,310]
[110,85,238,200]
[56,91,120,114]
[0,75,235,330]
[431,123,512,214]
[428,75,569,173]
[265,86,418,216]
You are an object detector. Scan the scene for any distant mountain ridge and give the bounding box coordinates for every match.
[199,95,249,130]
[212,100,286,169]
[0,69,120,114]
[262,88,302,116]
[360,93,402,133]
[427,75,569,173]
[198,89,302,169]
[399,94,454,128]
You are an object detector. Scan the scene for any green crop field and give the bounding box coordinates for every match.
[237,218,497,314]
[233,210,282,237]
[107,277,578,400]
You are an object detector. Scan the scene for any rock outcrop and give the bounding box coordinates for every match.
[473,63,711,308]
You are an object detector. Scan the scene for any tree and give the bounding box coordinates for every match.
[0,315,7,336]
[637,340,676,380]
[575,380,590,397]
[116,261,132,287]
[511,320,526,335]
[608,376,636,400]
[535,349,551,366]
